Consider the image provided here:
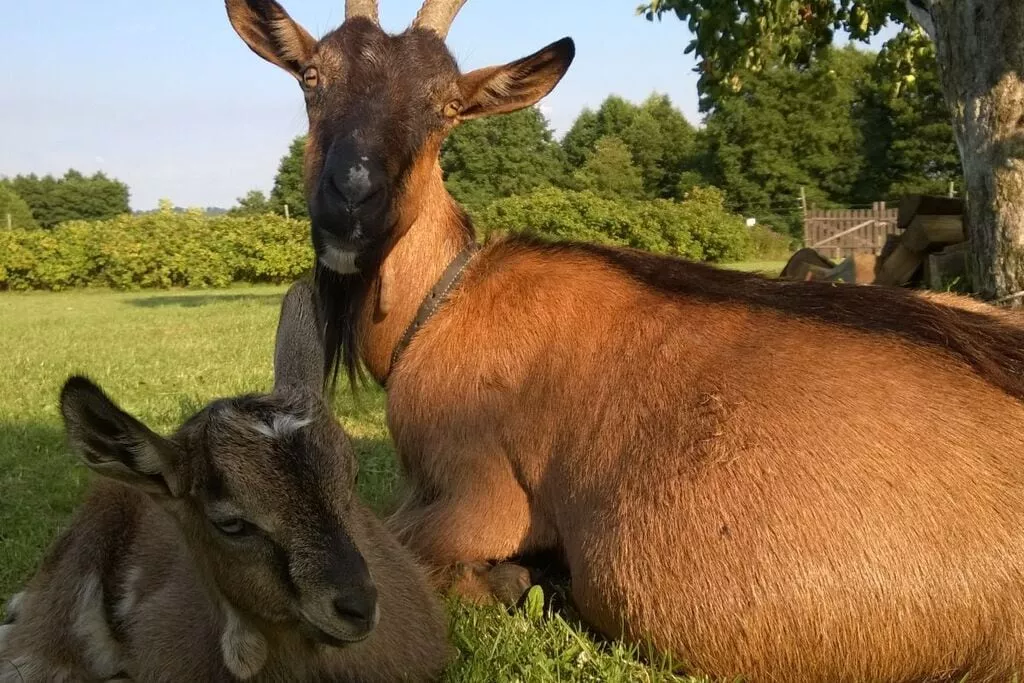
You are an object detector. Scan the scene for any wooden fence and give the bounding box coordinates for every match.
[803,203,900,261]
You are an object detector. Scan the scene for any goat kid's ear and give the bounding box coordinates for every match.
[455,37,575,121]
[225,0,317,80]
[273,279,326,394]
[59,376,184,497]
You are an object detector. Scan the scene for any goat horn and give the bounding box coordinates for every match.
[346,0,379,24]
[412,0,468,39]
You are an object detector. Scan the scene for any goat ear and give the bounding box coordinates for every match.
[59,376,184,497]
[273,279,326,394]
[455,37,575,121]
[225,0,317,79]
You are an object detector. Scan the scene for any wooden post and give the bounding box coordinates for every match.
[5,213,10,230]
[284,203,290,220]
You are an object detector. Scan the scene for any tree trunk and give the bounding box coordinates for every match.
[928,0,1024,303]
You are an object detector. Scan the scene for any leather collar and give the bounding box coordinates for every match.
[385,241,479,385]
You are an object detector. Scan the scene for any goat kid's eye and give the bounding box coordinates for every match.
[213,518,252,537]
[302,67,319,89]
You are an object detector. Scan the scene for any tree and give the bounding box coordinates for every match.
[0,185,39,230]
[694,47,873,237]
[640,0,1024,301]
[562,109,601,169]
[853,32,961,200]
[572,136,646,199]
[270,136,308,219]
[4,170,130,228]
[440,107,567,210]
[230,189,272,216]
[562,95,696,198]
[638,94,699,197]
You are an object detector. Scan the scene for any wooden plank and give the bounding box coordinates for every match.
[802,264,834,281]
[897,195,964,230]
[809,220,874,248]
[820,254,878,284]
[900,215,965,253]
[924,242,970,291]
[875,243,925,287]
[852,253,878,284]
[825,257,857,284]
[879,234,900,263]
[780,247,835,280]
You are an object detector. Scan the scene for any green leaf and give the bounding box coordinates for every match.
[524,585,545,622]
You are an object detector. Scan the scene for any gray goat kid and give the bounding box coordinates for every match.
[0,280,450,682]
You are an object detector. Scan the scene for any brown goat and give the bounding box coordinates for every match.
[227,0,1024,680]
[0,280,449,682]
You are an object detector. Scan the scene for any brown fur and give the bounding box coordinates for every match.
[386,230,1024,683]
[227,2,1024,680]
[0,281,449,683]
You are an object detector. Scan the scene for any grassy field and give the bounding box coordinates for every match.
[0,283,718,682]
[717,260,788,275]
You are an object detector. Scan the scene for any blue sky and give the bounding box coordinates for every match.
[0,1,895,211]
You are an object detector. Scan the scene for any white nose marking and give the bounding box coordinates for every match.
[345,165,372,204]
[348,164,371,189]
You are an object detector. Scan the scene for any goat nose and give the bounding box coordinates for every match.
[330,163,377,207]
[332,582,378,627]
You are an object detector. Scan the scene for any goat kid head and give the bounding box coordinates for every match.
[226,0,574,274]
[58,281,379,649]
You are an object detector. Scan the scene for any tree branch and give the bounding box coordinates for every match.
[906,0,936,42]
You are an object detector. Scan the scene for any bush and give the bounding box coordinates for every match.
[0,213,313,291]
[745,224,796,261]
[0,191,760,292]
[474,186,753,262]
[0,185,39,231]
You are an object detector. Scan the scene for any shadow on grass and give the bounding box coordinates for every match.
[126,293,285,309]
[351,435,402,514]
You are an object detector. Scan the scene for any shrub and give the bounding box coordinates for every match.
[474,186,753,262]
[0,185,40,231]
[0,191,759,292]
[0,213,313,291]
[746,224,797,261]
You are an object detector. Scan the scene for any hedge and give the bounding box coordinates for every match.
[0,213,313,291]
[474,186,756,263]
[0,189,774,291]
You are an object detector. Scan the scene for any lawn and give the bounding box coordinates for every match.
[0,284,702,682]
[718,259,788,275]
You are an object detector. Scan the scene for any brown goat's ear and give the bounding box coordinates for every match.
[59,376,185,497]
[273,279,325,394]
[455,37,575,121]
[225,0,317,79]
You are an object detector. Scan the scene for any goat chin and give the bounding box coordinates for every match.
[319,247,361,275]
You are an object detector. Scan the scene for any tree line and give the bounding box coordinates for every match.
[640,0,1023,302]
[1,42,957,250]
[0,171,130,230]
[238,43,957,240]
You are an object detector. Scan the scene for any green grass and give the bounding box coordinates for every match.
[718,259,789,275]
[0,286,696,682]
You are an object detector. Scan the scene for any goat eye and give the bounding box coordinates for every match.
[213,518,250,536]
[302,67,319,89]
[443,100,461,119]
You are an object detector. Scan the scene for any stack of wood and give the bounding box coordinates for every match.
[780,195,968,290]
[873,196,966,289]
[780,248,880,284]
